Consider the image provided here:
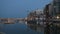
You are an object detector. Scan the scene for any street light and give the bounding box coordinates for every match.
[56,16,60,19]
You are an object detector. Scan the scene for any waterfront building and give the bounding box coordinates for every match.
[27,9,45,25]
[43,2,54,18]
[44,0,60,34]
[43,0,60,18]
[43,0,60,22]
[43,3,52,24]
[53,0,60,16]
[51,0,60,22]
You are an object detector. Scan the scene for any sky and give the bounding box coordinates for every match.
[0,0,52,18]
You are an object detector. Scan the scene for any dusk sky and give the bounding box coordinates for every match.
[0,0,52,18]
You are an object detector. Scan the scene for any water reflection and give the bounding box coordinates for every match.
[27,22,60,34]
[44,22,60,34]
[0,21,60,34]
[27,24,44,33]
[0,22,44,34]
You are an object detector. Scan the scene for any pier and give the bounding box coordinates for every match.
[0,18,25,24]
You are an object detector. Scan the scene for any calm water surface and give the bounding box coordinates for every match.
[0,22,44,34]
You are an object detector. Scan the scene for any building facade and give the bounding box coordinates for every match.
[53,0,60,16]
[44,0,60,19]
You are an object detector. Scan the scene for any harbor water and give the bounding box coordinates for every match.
[0,21,44,34]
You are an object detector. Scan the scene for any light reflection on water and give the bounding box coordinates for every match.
[0,22,44,34]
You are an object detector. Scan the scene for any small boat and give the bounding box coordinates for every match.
[4,22,14,24]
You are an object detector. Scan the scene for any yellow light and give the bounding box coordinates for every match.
[57,16,59,19]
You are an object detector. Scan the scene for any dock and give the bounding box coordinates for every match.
[0,18,25,24]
